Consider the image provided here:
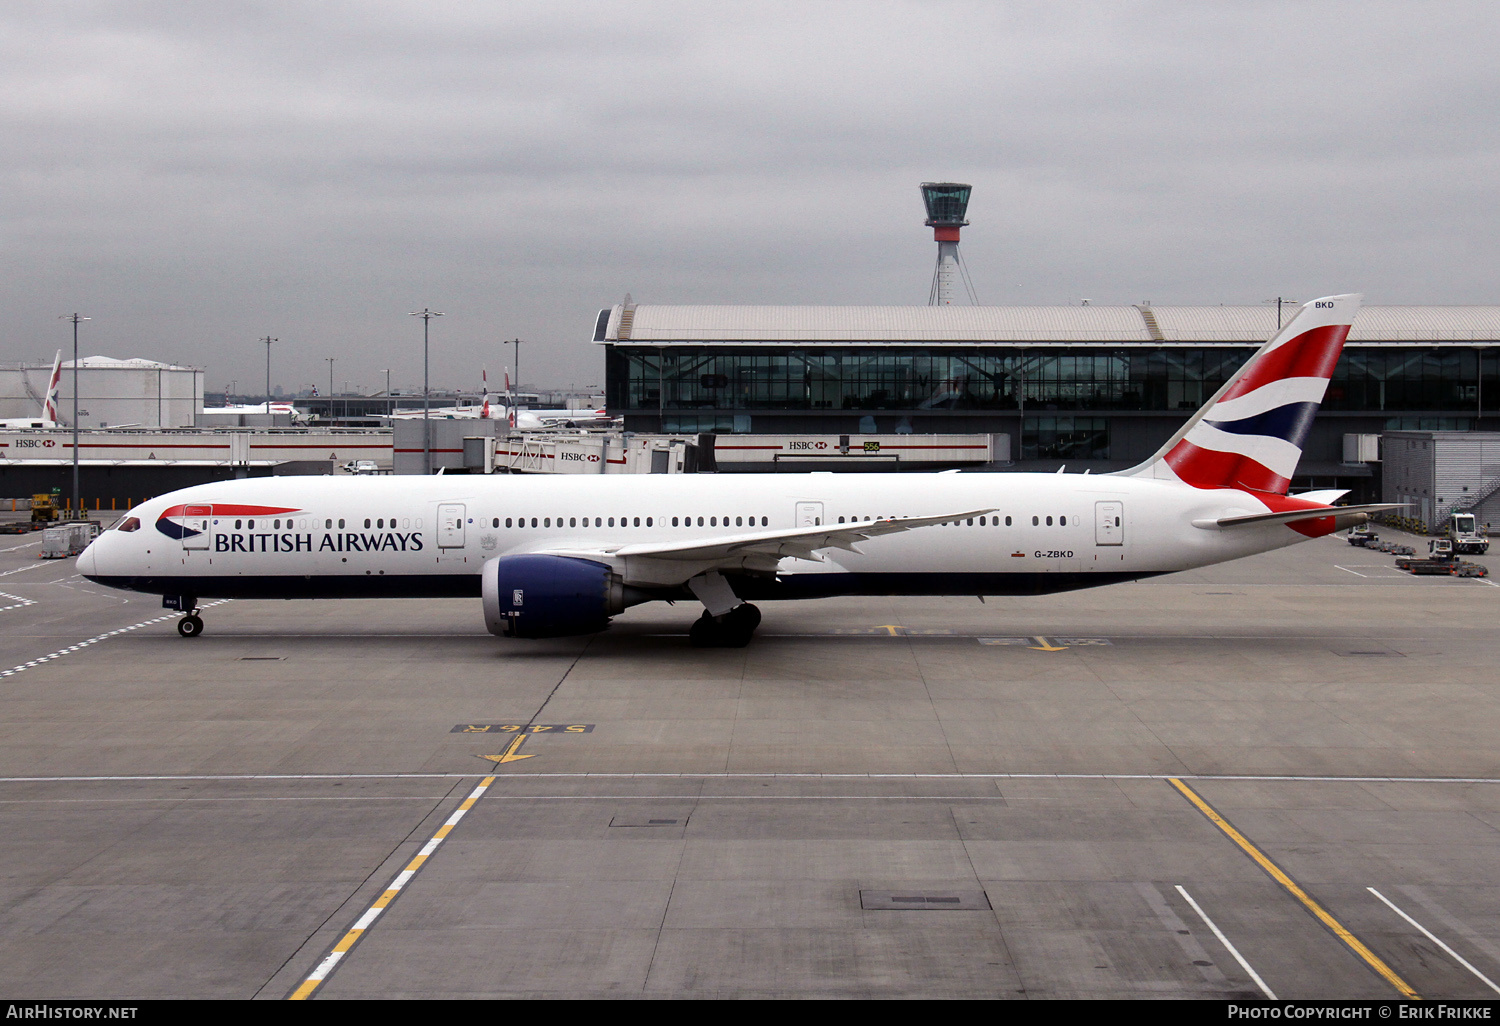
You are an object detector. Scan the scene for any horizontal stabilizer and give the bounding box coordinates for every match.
[1192,503,1406,531]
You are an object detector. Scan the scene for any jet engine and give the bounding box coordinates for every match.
[481,554,642,638]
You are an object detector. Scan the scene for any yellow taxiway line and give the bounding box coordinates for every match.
[1168,776,1420,1000]
[288,775,498,1000]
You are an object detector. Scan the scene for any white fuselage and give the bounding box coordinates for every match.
[78,472,1318,603]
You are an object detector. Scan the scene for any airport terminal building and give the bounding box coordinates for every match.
[598,301,1500,495]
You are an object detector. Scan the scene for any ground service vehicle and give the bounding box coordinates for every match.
[1448,513,1489,555]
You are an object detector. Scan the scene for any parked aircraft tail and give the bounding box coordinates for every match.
[43,350,62,422]
[1117,294,1361,495]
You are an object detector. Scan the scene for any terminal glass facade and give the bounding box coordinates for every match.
[607,346,1500,419]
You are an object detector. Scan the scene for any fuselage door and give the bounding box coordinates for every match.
[181,505,212,550]
[795,501,823,527]
[437,503,467,549]
[1095,501,1123,545]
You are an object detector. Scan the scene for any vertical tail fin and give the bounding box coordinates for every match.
[480,369,491,419]
[43,350,62,423]
[1117,293,1361,494]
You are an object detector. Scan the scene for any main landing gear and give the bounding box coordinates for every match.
[687,571,761,648]
[689,603,761,648]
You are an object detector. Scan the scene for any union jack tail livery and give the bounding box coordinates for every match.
[43,350,62,423]
[480,369,491,419]
[1123,294,1361,495]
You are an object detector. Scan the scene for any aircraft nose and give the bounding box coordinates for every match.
[76,539,97,577]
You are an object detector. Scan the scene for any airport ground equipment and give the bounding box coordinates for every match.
[39,522,93,558]
[1395,537,1488,577]
[1346,524,1377,547]
[30,491,59,523]
[1447,512,1489,555]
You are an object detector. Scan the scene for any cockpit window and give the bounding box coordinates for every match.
[116,517,141,533]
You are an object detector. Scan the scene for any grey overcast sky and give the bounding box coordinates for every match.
[2,1,1497,394]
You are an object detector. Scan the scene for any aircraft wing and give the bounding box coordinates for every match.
[541,509,994,586]
[1192,503,1405,530]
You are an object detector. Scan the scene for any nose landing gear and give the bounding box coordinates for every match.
[164,595,203,638]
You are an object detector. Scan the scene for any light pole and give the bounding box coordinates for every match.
[1263,298,1298,331]
[61,314,89,517]
[326,358,335,423]
[261,336,277,412]
[410,309,444,474]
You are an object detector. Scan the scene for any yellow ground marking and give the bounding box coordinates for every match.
[1028,636,1067,651]
[1168,777,1420,1000]
[874,625,905,636]
[288,775,498,1000]
[481,732,537,764]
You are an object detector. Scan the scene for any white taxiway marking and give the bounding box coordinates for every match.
[0,599,230,681]
[1176,885,1277,1000]
[0,591,36,613]
[1368,887,1500,996]
[7,771,1500,785]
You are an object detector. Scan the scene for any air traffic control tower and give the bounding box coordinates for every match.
[921,182,974,305]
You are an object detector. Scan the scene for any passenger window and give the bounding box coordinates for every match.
[608,517,615,527]
[1032,516,1038,526]
[633,517,640,527]
[235,520,243,529]
[338,519,345,529]
[672,517,679,526]
[505,518,512,528]
[570,518,577,527]
[530,518,537,527]
[544,518,551,528]
[1046,516,1053,526]
[1060,516,1067,526]
[646,517,653,526]
[364,519,371,528]
[1005,516,1012,526]
[376,519,382,529]
[595,517,602,527]
[710,517,717,526]
[697,517,704,526]
[762,517,768,526]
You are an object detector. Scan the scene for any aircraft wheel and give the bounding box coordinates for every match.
[177,615,204,638]
[733,603,761,632]
[689,612,717,647]
[689,606,758,648]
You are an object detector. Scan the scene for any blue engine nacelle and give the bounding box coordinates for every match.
[481,554,633,638]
